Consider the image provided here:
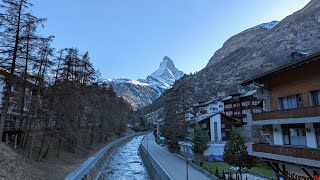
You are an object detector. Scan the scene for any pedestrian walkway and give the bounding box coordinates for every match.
[142,133,211,180]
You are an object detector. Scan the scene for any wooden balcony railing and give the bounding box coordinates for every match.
[253,106,320,120]
[253,143,320,160]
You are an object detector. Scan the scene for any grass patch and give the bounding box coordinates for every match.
[250,164,273,178]
[203,162,231,173]
[202,162,273,178]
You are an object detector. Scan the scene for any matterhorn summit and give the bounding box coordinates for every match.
[144,56,184,90]
[107,56,184,108]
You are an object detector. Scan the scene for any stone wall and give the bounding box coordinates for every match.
[65,132,145,180]
[138,136,172,180]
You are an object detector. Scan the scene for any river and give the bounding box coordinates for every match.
[97,135,150,180]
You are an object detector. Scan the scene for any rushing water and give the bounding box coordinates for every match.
[97,135,150,180]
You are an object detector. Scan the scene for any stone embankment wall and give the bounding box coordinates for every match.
[138,135,172,180]
[65,132,145,180]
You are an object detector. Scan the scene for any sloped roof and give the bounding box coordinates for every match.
[220,96,232,101]
[195,112,237,123]
[240,90,256,98]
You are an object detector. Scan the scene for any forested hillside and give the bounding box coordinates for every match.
[0,0,140,178]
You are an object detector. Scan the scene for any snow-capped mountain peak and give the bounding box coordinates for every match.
[106,56,184,108]
[149,56,184,89]
[243,20,279,33]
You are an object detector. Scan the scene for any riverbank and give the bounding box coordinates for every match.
[0,130,139,180]
[98,135,149,179]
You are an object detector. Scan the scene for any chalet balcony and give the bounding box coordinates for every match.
[252,106,320,121]
[252,143,320,160]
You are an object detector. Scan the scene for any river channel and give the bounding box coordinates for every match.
[97,135,149,180]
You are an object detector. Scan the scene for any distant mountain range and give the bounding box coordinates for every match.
[106,56,184,109]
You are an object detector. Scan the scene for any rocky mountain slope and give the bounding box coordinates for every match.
[107,56,184,109]
[143,0,320,114]
[193,0,320,98]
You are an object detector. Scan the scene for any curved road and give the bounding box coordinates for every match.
[142,133,211,180]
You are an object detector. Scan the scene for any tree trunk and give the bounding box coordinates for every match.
[28,130,35,159]
[43,134,53,159]
[0,0,23,141]
[57,137,62,158]
[90,127,94,149]
[38,132,46,161]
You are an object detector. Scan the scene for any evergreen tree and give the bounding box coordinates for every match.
[223,131,254,173]
[191,123,209,161]
[139,116,146,127]
[162,77,193,151]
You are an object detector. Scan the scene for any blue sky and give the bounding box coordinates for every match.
[31,0,310,80]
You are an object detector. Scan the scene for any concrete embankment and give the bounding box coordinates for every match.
[65,132,145,180]
[138,135,172,180]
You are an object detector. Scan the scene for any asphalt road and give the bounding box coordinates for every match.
[142,133,211,180]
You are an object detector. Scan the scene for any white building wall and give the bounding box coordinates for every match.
[273,124,284,145]
[204,143,225,156]
[210,114,222,142]
[305,123,317,148]
[206,102,224,114]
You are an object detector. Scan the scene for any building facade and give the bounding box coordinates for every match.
[0,70,34,141]
[242,53,320,180]
[180,113,234,157]
[221,90,263,125]
[192,99,224,118]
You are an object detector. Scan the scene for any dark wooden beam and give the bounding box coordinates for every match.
[302,168,314,180]
[282,164,286,176]
[272,162,285,175]
[266,161,278,173]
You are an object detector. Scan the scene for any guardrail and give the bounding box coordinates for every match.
[65,132,145,180]
[139,134,172,180]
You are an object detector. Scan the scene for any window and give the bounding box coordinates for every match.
[234,111,241,115]
[226,111,233,116]
[253,109,262,113]
[225,104,232,108]
[214,122,218,141]
[210,107,218,111]
[278,94,303,110]
[309,90,320,106]
[282,128,307,146]
[219,105,223,108]
[252,101,259,106]
[241,101,250,106]
[242,109,250,114]
[316,127,320,147]
[243,117,247,122]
